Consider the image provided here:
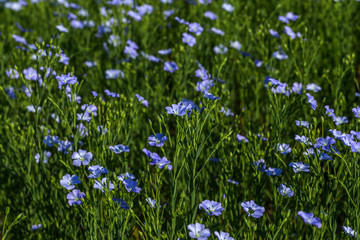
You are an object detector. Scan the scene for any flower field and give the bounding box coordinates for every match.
[0,0,360,239]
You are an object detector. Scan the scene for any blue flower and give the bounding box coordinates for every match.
[60,174,81,190]
[71,149,93,167]
[22,85,32,97]
[289,162,310,173]
[181,99,199,113]
[314,137,335,152]
[295,135,312,145]
[230,40,242,50]
[295,120,309,128]
[329,129,343,139]
[214,231,234,240]
[213,44,228,54]
[198,0,212,5]
[303,148,316,158]
[77,113,92,122]
[227,179,239,185]
[88,165,109,178]
[264,167,282,176]
[150,155,172,170]
[236,134,249,143]
[117,173,141,193]
[199,200,224,216]
[118,172,136,182]
[56,24,68,33]
[297,211,321,228]
[211,27,225,36]
[67,189,85,206]
[271,82,290,96]
[30,224,43,231]
[272,46,288,60]
[136,4,153,15]
[146,198,156,208]
[269,29,280,38]
[77,123,89,137]
[143,148,172,170]
[222,3,234,12]
[278,183,294,197]
[188,22,203,36]
[277,143,291,155]
[306,83,322,92]
[343,226,357,237]
[128,10,142,21]
[81,104,98,117]
[165,102,188,116]
[197,80,214,92]
[187,223,211,240]
[35,151,52,163]
[94,178,115,193]
[124,45,138,59]
[254,60,263,67]
[278,15,289,23]
[5,86,15,99]
[253,159,266,172]
[13,34,27,45]
[265,77,280,88]
[204,92,220,100]
[164,61,178,73]
[109,144,130,154]
[43,135,59,147]
[204,11,217,20]
[195,68,209,80]
[319,152,333,160]
[286,12,299,21]
[350,141,360,153]
[56,73,77,89]
[255,134,268,141]
[163,9,175,19]
[97,125,108,135]
[70,20,84,29]
[113,197,130,209]
[182,33,196,47]
[104,89,120,98]
[123,179,141,193]
[352,107,360,118]
[59,53,69,65]
[148,133,168,147]
[306,93,317,110]
[27,105,41,113]
[284,26,296,39]
[333,116,348,126]
[175,17,189,25]
[220,107,234,116]
[85,60,97,68]
[158,49,172,55]
[135,94,148,107]
[350,130,360,140]
[105,69,124,79]
[66,86,81,103]
[339,134,354,147]
[6,68,19,79]
[144,54,161,62]
[107,34,121,47]
[292,82,303,94]
[241,200,265,218]
[325,105,335,119]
